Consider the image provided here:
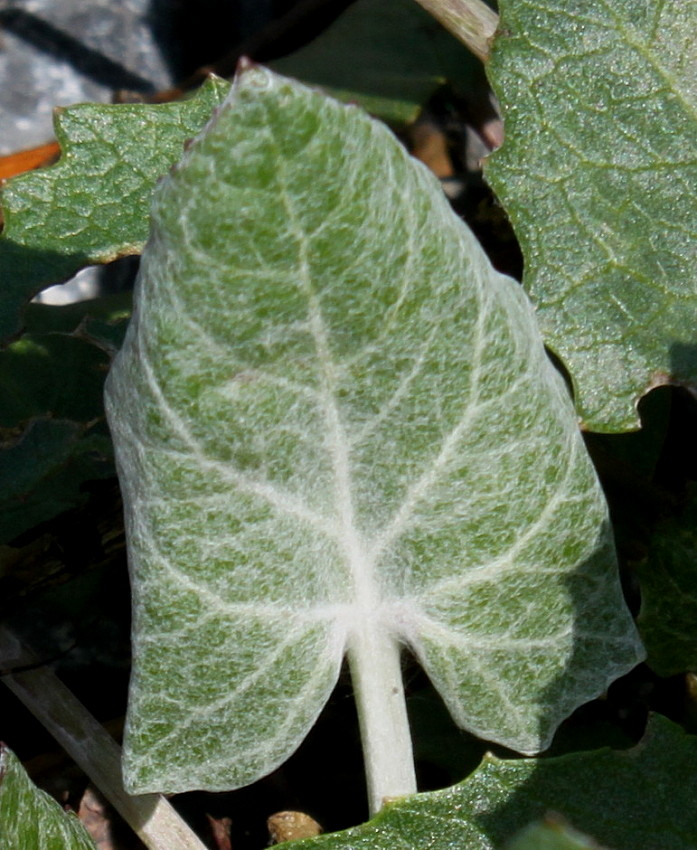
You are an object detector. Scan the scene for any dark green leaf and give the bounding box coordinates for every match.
[271,0,483,125]
[285,715,695,850]
[637,486,697,676]
[486,0,697,430]
[0,418,112,544]
[0,77,228,342]
[0,294,129,543]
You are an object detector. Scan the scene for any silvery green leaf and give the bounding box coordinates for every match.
[105,65,643,796]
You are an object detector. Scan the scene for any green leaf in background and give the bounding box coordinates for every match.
[283,715,695,850]
[0,334,109,428]
[0,77,229,343]
[0,295,129,544]
[0,744,96,850]
[21,291,131,352]
[0,418,112,545]
[485,0,697,431]
[637,486,697,676]
[407,684,486,780]
[106,65,642,798]
[271,0,484,125]
[507,817,610,850]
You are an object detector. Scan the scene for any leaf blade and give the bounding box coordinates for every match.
[637,486,697,676]
[0,744,97,850]
[106,66,642,794]
[0,77,229,342]
[281,715,693,850]
[485,0,697,430]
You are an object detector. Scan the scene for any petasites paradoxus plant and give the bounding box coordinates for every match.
[104,65,643,812]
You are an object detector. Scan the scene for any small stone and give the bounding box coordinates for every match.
[267,810,322,844]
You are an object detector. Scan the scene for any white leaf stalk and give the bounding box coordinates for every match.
[348,624,416,812]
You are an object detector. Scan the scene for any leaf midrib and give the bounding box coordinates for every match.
[273,141,381,629]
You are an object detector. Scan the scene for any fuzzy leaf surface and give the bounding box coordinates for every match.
[106,66,642,794]
[0,744,96,850]
[0,77,229,342]
[486,0,697,430]
[285,716,694,850]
